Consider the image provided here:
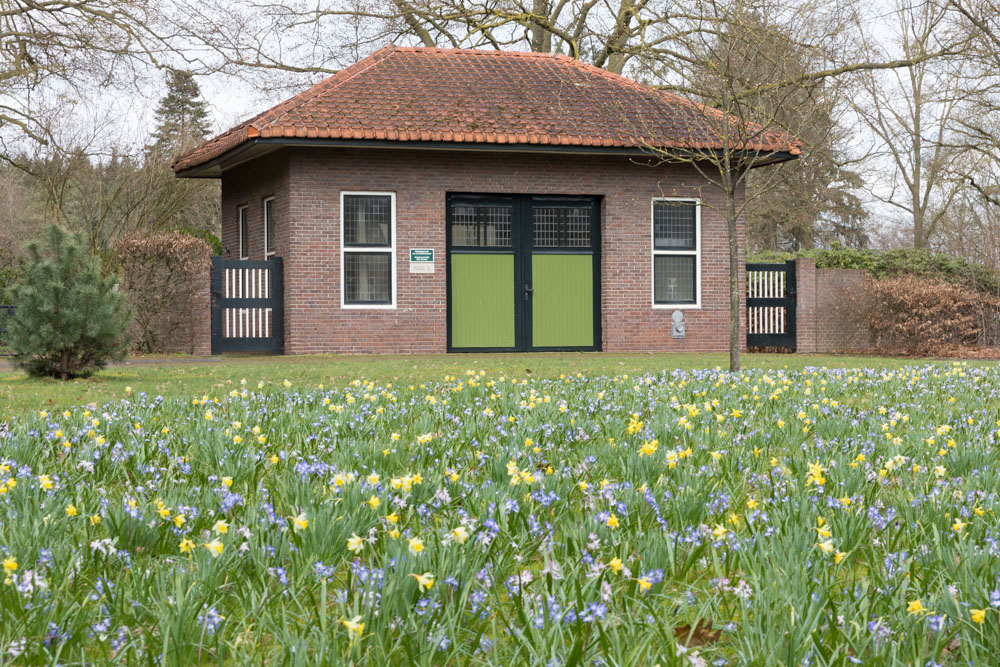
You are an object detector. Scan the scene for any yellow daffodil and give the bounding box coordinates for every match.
[972,608,987,624]
[347,534,364,553]
[203,540,224,557]
[907,599,925,615]
[410,572,434,591]
[408,537,424,555]
[340,615,364,638]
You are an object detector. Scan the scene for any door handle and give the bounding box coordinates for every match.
[524,284,533,299]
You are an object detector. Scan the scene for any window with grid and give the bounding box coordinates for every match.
[264,198,275,256]
[533,207,591,248]
[238,206,249,259]
[342,193,394,306]
[652,200,699,305]
[450,205,512,248]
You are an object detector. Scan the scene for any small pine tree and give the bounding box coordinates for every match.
[7,226,131,380]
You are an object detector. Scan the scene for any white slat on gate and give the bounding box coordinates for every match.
[747,268,787,336]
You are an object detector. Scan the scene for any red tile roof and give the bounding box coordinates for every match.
[173,46,800,173]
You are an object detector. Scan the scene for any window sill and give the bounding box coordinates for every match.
[653,303,701,310]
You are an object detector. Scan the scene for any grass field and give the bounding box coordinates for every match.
[0,352,988,419]
[2,357,1000,663]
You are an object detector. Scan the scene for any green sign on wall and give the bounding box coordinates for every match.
[410,249,434,262]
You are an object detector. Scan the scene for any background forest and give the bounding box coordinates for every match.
[2,0,1000,302]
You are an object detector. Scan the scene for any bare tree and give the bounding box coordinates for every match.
[850,0,973,249]
[0,1,188,164]
[608,0,962,368]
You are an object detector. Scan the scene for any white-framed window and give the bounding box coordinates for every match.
[264,197,276,257]
[238,205,249,259]
[340,191,396,308]
[652,198,701,308]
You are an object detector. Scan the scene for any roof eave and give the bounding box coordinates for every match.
[173,138,800,178]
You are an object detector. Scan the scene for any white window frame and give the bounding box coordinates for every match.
[263,197,276,258]
[238,205,249,259]
[340,191,397,310]
[651,197,701,309]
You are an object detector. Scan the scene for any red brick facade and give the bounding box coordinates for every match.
[221,147,746,354]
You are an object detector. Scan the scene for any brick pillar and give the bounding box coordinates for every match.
[190,267,212,356]
[795,257,817,353]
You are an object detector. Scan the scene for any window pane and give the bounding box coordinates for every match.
[533,208,560,247]
[654,255,696,303]
[344,252,391,303]
[654,201,696,250]
[265,199,275,254]
[533,207,592,248]
[451,205,478,246]
[482,206,511,247]
[451,205,511,247]
[239,208,249,258]
[566,208,591,247]
[344,195,391,246]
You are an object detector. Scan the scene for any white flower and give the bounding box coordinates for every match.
[90,538,115,556]
[733,579,753,601]
[7,638,26,658]
[540,559,564,580]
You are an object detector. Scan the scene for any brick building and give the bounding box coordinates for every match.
[174,46,799,354]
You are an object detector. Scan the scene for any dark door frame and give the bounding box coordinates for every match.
[445,193,602,353]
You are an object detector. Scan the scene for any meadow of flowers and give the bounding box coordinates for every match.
[2,363,1000,665]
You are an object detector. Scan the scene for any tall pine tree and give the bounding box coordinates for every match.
[151,70,211,158]
[147,70,220,237]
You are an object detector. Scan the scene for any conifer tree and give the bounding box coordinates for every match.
[7,226,131,380]
[151,70,211,158]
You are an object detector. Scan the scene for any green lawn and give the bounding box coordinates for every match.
[1,352,992,418]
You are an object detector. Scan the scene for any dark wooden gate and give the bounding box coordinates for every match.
[746,260,796,350]
[211,257,284,354]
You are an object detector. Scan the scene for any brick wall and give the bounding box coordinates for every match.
[795,257,872,353]
[221,147,746,354]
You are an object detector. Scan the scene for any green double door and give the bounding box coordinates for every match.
[448,194,600,352]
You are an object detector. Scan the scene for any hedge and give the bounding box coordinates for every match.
[749,247,998,295]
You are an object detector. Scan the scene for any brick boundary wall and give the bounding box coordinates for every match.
[795,257,873,353]
[119,258,212,357]
[127,269,211,356]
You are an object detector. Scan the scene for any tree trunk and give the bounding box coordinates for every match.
[530,0,551,52]
[727,187,741,372]
[59,349,70,381]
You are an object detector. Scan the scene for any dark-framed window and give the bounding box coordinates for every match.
[238,206,249,259]
[652,199,700,306]
[533,206,592,248]
[450,204,512,248]
[264,197,276,257]
[341,192,395,307]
